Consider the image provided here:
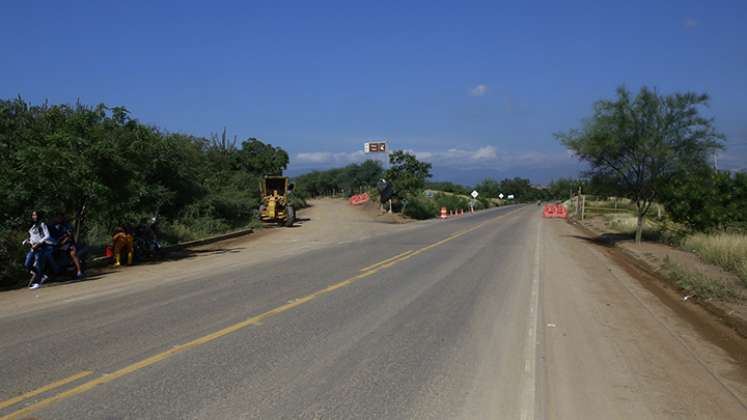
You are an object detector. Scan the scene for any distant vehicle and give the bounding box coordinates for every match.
[258,176,295,227]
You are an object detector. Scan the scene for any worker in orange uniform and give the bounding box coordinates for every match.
[112,226,134,267]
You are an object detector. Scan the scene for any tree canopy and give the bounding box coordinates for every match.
[556,86,723,243]
[293,160,384,197]
[385,150,432,199]
[0,97,289,288]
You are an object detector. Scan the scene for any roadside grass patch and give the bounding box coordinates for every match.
[663,258,740,302]
[683,233,747,286]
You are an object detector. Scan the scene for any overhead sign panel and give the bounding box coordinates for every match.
[364,141,388,153]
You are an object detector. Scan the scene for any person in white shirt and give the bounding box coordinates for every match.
[23,210,53,289]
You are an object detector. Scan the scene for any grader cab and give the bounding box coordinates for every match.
[258,176,295,227]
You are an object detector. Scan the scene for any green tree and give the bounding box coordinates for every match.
[660,168,747,231]
[385,150,432,200]
[557,86,723,243]
[237,138,289,176]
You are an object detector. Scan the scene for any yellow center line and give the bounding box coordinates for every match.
[0,371,92,411]
[359,250,414,272]
[1,206,523,420]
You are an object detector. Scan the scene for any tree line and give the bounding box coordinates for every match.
[0,97,289,288]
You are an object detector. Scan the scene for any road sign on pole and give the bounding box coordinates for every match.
[364,141,388,153]
[507,194,515,200]
[471,190,479,199]
[498,193,504,199]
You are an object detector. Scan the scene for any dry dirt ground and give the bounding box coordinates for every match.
[542,218,747,418]
[0,198,419,317]
[579,215,747,335]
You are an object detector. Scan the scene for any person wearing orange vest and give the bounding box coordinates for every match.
[112,225,134,267]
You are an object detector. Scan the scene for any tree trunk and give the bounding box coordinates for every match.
[635,212,644,245]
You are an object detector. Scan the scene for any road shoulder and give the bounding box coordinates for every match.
[541,218,747,419]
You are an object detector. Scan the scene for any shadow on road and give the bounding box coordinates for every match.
[564,233,631,248]
[37,246,245,289]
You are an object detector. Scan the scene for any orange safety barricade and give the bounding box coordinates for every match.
[543,204,567,219]
[349,192,370,205]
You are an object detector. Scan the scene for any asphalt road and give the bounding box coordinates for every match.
[1,205,746,419]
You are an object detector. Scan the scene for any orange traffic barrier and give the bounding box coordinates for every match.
[349,192,370,205]
[543,204,567,219]
[440,207,448,219]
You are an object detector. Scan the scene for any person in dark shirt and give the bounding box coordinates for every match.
[50,213,84,279]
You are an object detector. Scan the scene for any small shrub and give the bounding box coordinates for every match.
[404,197,439,220]
[432,193,469,212]
[0,229,27,290]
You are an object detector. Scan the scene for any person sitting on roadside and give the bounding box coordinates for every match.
[112,225,134,267]
[50,213,84,279]
[22,210,53,289]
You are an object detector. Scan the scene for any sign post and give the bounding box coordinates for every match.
[366,141,390,212]
[470,190,479,212]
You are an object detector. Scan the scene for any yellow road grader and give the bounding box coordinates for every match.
[258,176,295,227]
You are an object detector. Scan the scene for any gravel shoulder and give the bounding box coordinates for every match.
[0,198,419,318]
[576,216,747,338]
[543,218,747,418]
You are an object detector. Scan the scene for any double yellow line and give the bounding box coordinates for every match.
[0,207,521,420]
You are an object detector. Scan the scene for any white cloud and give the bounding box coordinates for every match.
[294,150,366,165]
[292,145,573,171]
[295,152,333,163]
[684,17,698,29]
[472,146,497,160]
[470,84,488,97]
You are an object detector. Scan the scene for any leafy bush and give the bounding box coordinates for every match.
[403,196,439,220]
[0,98,289,289]
[0,229,26,290]
[432,193,469,212]
[660,169,747,232]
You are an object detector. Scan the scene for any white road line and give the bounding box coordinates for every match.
[520,219,542,420]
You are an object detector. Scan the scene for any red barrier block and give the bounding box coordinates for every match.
[349,192,370,205]
[543,204,556,218]
[543,204,568,219]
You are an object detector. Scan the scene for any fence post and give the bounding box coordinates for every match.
[581,195,586,221]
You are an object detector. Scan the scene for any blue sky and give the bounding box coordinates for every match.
[2,1,746,184]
